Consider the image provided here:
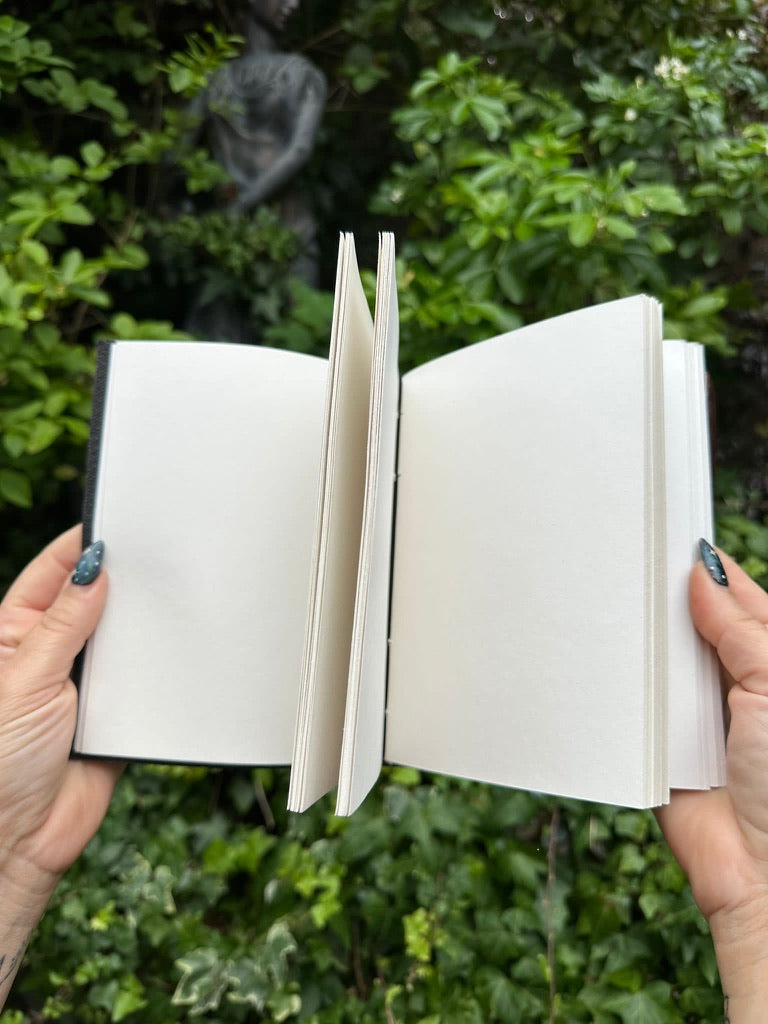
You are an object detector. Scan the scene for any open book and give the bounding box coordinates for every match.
[74,233,725,815]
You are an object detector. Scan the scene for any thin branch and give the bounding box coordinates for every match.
[545,806,559,1024]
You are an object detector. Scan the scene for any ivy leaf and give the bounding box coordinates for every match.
[267,990,302,1021]
[603,982,676,1024]
[112,975,147,1022]
[173,948,229,1013]
[476,968,523,1022]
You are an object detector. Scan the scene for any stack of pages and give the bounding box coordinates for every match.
[74,233,725,814]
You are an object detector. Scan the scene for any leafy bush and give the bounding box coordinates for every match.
[371,6,768,580]
[378,33,767,360]
[10,766,721,1023]
[0,3,291,572]
[0,6,202,545]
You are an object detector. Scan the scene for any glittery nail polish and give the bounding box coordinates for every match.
[698,538,728,587]
[72,540,105,585]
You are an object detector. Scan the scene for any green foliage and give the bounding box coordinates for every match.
[4,768,723,1023]
[377,27,767,363]
[162,24,244,98]
[154,207,304,339]
[264,282,337,355]
[0,5,230,522]
[0,325,92,508]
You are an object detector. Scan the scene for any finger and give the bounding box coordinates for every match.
[0,526,83,622]
[1,559,107,703]
[690,556,768,698]
[717,548,768,625]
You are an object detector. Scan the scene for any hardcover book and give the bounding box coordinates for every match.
[74,233,725,815]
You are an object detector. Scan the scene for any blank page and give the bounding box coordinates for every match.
[336,233,400,815]
[385,296,666,808]
[287,235,375,810]
[663,341,725,788]
[75,342,326,765]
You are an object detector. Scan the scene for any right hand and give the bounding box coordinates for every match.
[657,545,768,1021]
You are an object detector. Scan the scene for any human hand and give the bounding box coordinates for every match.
[656,541,768,1022]
[0,526,120,1003]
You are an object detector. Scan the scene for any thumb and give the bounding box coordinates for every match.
[690,540,768,699]
[1,542,107,704]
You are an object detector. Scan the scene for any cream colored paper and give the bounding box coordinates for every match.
[75,342,326,764]
[336,233,400,815]
[287,235,375,810]
[663,341,725,788]
[385,296,667,808]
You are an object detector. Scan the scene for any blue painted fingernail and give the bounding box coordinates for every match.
[698,538,728,587]
[72,540,105,585]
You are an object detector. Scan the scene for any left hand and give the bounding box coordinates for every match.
[0,526,120,887]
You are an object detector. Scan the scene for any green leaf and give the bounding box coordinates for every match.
[173,948,229,1013]
[603,982,675,1024]
[25,418,62,454]
[168,65,193,94]
[19,238,48,265]
[567,213,597,247]
[602,216,637,240]
[647,228,675,254]
[721,206,743,235]
[388,766,421,786]
[267,990,301,1021]
[478,968,523,1022]
[404,907,435,962]
[58,202,93,225]
[112,976,147,1022]
[81,140,106,167]
[2,432,26,459]
[59,248,83,283]
[0,468,32,507]
[43,390,70,417]
[678,293,727,318]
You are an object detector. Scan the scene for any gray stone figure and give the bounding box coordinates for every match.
[186,0,327,341]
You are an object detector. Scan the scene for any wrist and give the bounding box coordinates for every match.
[0,841,60,920]
[0,847,61,1010]
[709,893,768,1022]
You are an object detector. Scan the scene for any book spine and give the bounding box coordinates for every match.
[81,341,113,547]
[384,373,403,705]
[72,341,113,694]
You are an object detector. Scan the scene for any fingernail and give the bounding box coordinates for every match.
[72,540,105,586]
[698,538,728,587]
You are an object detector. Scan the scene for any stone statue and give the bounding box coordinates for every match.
[185,0,327,341]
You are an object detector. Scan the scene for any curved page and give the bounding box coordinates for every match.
[288,235,375,810]
[75,342,327,765]
[386,296,666,808]
[336,232,399,815]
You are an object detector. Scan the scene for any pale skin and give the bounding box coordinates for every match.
[0,525,121,1004]
[0,531,765,1016]
[657,548,768,1022]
